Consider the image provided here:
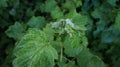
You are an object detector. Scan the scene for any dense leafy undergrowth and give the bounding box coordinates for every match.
[0,0,120,67]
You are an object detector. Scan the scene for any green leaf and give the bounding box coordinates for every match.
[65,61,76,67]
[77,48,106,67]
[0,0,8,8]
[101,27,117,43]
[63,1,76,10]
[91,8,102,19]
[3,44,14,66]
[27,16,46,29]
[114,12,120,31]
[26,8,35,17]
[77,48,93,67]
[91,0,101,7]
[65,10,88,27]
[44,0,57,12]
[72,0,82,7]
[5,22,26,40]
[87,56,106,67]
[107,0,117,6]
[63,34,84,57]
[13,28,58,67]
[51,6,63,19]
[58,61,76,67]
[93,19,106,38]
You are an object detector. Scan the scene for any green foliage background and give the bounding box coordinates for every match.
[0,0,120,67]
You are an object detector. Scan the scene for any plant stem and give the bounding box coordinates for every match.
[60,45,63,62]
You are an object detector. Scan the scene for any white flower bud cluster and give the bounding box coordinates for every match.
[65,19,74,28]
[52,19,81,37]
